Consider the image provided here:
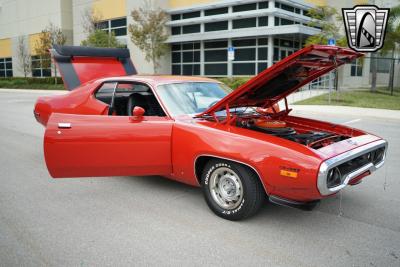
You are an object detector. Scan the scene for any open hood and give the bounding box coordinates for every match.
[198,45,362,117]
[51,45,137,90]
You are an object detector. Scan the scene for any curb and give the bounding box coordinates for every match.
[292,105,400,120]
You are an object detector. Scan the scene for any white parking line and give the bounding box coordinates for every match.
[343,118,361,124]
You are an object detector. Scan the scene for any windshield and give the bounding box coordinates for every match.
[156,82,232,116]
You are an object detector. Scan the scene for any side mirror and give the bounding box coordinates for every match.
[131,106,145,120]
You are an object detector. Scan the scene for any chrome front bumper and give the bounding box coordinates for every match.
[317,139,388,196]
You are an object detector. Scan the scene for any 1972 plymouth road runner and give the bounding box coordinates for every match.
[34,45,388,220]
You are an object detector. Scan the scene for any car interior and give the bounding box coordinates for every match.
[95,82,166,116]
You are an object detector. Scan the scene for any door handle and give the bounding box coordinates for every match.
[58,123,71,129]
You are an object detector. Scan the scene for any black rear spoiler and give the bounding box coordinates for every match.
[51,45,137,90]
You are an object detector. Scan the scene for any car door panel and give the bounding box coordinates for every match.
[44,113,172,178]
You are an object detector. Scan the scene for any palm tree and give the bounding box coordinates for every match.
[380,4,400,95]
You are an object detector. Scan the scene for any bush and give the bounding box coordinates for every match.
[215,77,251,90]
[0,77,63,84]
[0,77,65,90]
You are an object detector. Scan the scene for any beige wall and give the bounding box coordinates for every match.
[0,38,12,58]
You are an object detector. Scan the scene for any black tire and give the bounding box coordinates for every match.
[201,159,265,221]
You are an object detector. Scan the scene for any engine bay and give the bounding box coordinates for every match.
[236,117,350,149]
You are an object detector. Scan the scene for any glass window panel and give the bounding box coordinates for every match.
[5,62,12,69]
[205,63,227,75]
[6,70,13,77]
[233,3,257,12]
[258,48,268,60]
[275,17,280,26]
[205,21,228,32]
[273,47,279,61]
[6,58,12,62]
[111,18,126,28]
[182,11,200,19]
[172,52,181,63]
[112,27,127,36]
[0,70,5,77]
[281,18,294,25]
[281,4,294,12]
[42,69,51,77]
[232,39,256,47]
[280,39,293,47]
[171,14,181,21]
[258,16,268,26]
[171,27,181,35]
[205,7,228,16]
[234,48,256,61]
[182,24,200,34]
[204,41,227,49]
[258,38,268,45]
[233,63,255,75]
[275,2,280,8]
[258,63,269,73]
[172,65,181,75]
[32,69,41,77]
[182,64,200,75]
[171,44,181,51]
[0,58,4,63]
[232,18,257,29]
[182,51,200,62]
[205,50,227,62]
[295,8,300,14]
[259,1,269,9]
[182,43,200,50]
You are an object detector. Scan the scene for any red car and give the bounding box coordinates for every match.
[34,45,388,220]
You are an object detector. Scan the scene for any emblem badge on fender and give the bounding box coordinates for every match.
[342,5,390,52]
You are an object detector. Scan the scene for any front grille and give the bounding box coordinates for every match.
[326,147,385,189]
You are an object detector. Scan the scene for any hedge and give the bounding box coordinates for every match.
[0,77,63,84]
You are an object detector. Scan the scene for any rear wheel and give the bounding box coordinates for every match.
[201,159,265,221]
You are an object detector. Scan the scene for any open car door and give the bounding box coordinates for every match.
[44,113,172,178]
[51,45,137,90]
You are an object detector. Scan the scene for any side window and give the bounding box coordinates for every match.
[95,82,116,105]
[94,81,166,117]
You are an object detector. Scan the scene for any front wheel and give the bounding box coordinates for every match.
[201,159,265,221]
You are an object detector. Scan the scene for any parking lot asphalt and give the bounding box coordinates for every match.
[0,90,399,267]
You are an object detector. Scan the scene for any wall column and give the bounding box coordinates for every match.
[268,36,274,67]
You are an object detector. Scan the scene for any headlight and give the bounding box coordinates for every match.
[326,167,342,188]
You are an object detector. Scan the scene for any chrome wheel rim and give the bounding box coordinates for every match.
[209,167,243,210]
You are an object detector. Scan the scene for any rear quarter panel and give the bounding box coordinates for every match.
[34,81,108,125]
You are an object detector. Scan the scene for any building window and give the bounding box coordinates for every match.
[0,57,13,77]
[258,16,268,27]
[171,43,200,75]
[275,2,302,14]
[182,11,200,19]
[95,17,127,45]
[205,21,228,32]
[273,38,301,63]
[171,14,181,21]
[233,3,257,12]
[31,55,51,77]
[205,7,228,16]
[204,40,228,76]
[182,24,201,34]
[258,1,269,9]
[171,27,181,35]
[275,17,296,26]
[232,38,268,75]
[351,59,363,76]
[233,18,257,29]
